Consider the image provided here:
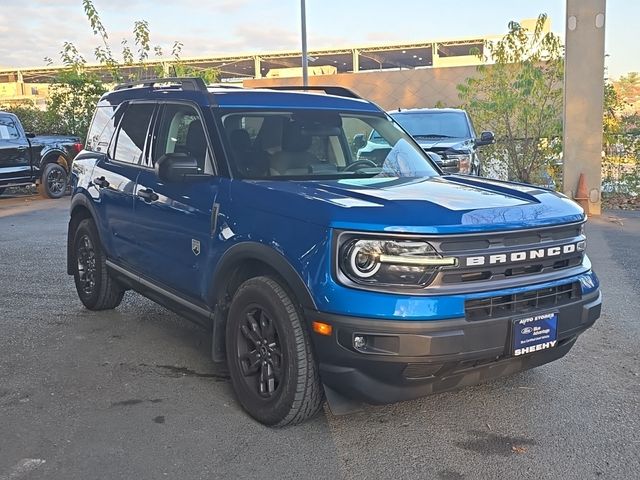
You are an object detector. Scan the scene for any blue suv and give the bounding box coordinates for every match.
[68,78,601,426]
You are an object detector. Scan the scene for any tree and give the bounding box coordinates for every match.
[44,0,218,141]
[44,42,107,139]
[457,14,564,184]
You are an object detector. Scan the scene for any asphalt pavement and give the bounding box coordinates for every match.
[0,193,638,480]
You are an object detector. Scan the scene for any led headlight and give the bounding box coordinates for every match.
[339,238,457,288]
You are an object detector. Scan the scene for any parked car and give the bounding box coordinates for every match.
[67,79,601,427]
[354,108,494,175]
[0,112,83,198]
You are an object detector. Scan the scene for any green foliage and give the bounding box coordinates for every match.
[1,104,55,135]
[602,79,640,195]
[457,14,564,184]
[47,70,107,139]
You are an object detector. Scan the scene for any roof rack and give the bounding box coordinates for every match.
[262,85,362,100]
[113,77,208,93]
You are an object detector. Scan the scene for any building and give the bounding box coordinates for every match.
[0,18,548,108]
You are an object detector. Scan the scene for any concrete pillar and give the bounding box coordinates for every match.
[352,49,360,73]
[254,56,262,79]
[563,0,607,215]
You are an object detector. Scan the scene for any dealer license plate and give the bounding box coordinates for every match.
[512,312,558,356]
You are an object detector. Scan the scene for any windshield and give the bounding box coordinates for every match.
[390,111,470,139]
[218,110,439,180]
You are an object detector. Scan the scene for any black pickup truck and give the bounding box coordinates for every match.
[0,111,82,198]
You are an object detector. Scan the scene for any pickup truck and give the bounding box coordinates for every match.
[0,111,82,198]
[354,108,494,175]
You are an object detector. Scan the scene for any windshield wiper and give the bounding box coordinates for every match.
[412,134,454,139]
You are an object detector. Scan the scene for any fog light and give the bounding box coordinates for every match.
[353,335,366,349]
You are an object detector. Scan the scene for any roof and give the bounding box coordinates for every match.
[100,83,382,113]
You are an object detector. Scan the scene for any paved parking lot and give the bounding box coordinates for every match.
[0,194,638,480]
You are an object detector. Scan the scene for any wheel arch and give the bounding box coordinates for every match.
[39,148,70,175]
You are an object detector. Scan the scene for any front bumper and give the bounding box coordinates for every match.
[307,289,601,405]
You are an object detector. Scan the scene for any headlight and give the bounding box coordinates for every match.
[339,238,457,288]
[444,153,472,173]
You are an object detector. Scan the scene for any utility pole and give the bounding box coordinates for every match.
[301,0,309,87]
[563,0,607,215]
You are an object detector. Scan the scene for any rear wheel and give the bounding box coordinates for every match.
[226,276,324,426]
[38,162,68,199]
[72,218,124,310]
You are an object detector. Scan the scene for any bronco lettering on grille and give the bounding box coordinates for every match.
[465,242,584,267]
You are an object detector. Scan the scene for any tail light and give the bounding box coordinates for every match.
[73,142,84,154]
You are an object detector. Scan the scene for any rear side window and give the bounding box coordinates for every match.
[0,115,20,140]
[112,103,155,164]
[86,105,117,152]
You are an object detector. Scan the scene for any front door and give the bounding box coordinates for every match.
[0,114,32,185]
[131,102,222,299]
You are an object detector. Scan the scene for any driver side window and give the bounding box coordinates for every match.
[150,104,214,174]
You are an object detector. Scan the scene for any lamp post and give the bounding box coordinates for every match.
[301,0,309,87]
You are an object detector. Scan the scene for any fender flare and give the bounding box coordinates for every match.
[208,241,317,310]
[39,147,70,173]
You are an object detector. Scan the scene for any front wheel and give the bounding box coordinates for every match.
[38,162,68,199]
[226,276,324,426]
[72,218,124,310]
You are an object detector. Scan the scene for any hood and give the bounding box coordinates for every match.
[416,137,472,152]
[232,175,584,235]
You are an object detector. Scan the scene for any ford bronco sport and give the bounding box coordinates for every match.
[68,78,601,426]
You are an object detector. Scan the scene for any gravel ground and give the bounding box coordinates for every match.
[0,194,638,480]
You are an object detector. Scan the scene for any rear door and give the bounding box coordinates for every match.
[0,114,32,185]
[91,102,156,261]
[130,102,222,299]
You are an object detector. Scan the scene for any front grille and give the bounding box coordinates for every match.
[427,223,586,289]
[465,282,582,321]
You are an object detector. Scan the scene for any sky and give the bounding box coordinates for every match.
[0,0,637,79]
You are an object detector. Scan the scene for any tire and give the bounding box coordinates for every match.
[0,187,5,196]
[225,276,324,427]
[38,162,68,199]
[72,218,124,310]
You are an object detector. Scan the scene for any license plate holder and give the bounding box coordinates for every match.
[512,312,558,356]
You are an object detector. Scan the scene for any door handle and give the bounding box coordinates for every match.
[17,146,28,151]
[93,176,110,188]
[137,188,159,202]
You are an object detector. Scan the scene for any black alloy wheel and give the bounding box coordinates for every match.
[237,306,284,398]
[76,233,97,296]
[39,163,68,199]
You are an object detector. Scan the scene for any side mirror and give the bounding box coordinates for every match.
[156,153,202,182]
[475,131,495,147]
[25,132,36,139]
[352,133,367,150]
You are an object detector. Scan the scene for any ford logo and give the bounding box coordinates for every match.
[521,327,533,335]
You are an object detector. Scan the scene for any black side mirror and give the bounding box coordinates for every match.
[156,153,202,182]
[352,133,367,150]
[475,131,495,147]
[25,132,36,139]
